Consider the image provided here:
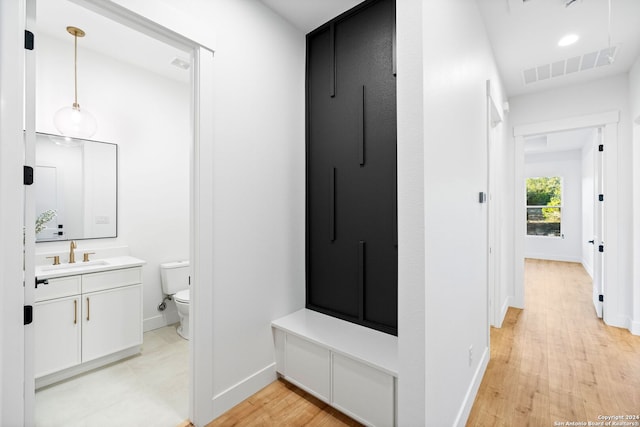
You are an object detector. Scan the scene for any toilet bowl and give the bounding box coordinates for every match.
[173,289,190,339]
[160,260,190,340]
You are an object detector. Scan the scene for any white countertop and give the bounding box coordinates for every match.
[35,256,146,280]
[272,308,398,377]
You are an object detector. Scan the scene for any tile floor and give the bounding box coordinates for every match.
[35,324,189,427]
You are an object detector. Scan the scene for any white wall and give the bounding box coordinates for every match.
[397,0,508,424]
[630,57,640,335]
[34,34,191,331]
[510,74,634,331]
[524,150,582,262]
[155,0,307,418]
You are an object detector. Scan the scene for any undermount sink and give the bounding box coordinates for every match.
[36,256,146,280]
[39,260,109,272]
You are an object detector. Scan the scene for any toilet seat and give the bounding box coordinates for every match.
[174,289,190,303]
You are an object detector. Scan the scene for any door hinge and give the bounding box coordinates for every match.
[598,294,604,302]
[24,30,34,50]
[599,244,604,253]
[24,305,33,325]
[599,194,604,202]
[598,144,604,152]
[24,165,34,185]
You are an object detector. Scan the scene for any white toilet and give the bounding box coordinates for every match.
[160,260,190,339]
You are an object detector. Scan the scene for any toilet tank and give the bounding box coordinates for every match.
[160,260,190,295]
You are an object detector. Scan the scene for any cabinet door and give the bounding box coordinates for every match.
[82,284,142,363]
[34,296,81,378]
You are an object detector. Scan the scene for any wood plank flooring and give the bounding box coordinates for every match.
[197,259,639,426]
[206,378,362,427]
[467,259,640,426]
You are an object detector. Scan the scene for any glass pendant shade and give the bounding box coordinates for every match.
[54,26,97,139]
[54,103,97,139]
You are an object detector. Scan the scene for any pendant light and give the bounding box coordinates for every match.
[53,26,98,139]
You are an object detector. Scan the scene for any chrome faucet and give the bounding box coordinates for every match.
[69,240,77,263]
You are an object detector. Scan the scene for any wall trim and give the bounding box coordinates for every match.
[143,315,168,332]
[582,261,594,280]
[454,346,490,427]
[514,111,620,137]
[496,296,511,328]
[513,111,622,332]
[212,363,277,420]
[631,320,640,336]
[524,254,582,263]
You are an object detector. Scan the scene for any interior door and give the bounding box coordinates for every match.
[592,128,604,318]
[24,0,37,423]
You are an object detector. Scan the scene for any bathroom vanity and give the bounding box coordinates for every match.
[34,256,145,388]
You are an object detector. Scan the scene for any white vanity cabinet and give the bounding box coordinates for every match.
[80,268,143,363]
[34,265,143,386]
[34,294,81,377]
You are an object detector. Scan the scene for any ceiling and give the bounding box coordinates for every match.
[477,0,640,97]
[35,0,191,83]
[259,0,362,33]
[35,0,640,98]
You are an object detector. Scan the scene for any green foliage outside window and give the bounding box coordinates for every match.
[526,177,562,236]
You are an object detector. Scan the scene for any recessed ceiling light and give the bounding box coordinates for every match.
[558,34,579,47]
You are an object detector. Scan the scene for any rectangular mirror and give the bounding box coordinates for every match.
[35,133,117,242]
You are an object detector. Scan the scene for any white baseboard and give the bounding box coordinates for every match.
[582,260,594,279]
[496,296,511,328]
[143,314,168,332]
[525,253,581,263]
[212,363,277,419]
[632,320,640,336]
[454,346,490,427]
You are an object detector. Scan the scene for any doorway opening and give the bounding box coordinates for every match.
[30,1,191,424]
[513,111,619,325]
[522,126,602,318]
[23,0,216,425]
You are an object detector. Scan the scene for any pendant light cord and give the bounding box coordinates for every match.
[73,32,79,108]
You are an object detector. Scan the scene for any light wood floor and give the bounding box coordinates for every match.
[206,378,362,426]
[467,259,640,426]
[194,259,640,427]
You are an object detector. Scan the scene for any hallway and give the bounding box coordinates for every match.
[467,259,640,426]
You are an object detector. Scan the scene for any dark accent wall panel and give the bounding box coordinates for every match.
[306,0,397,335]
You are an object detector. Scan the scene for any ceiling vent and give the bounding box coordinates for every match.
[522,46,617,85]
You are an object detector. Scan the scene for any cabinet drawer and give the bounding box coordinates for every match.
[332,353,395,427]
[285,334,331,401]
[35,275,81,302]
[82,267,142,293]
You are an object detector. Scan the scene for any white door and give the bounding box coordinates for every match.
[592,128,604,318]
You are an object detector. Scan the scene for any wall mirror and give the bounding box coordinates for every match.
[35,132,118,242]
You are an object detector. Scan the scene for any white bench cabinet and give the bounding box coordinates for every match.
[272,309,398,427]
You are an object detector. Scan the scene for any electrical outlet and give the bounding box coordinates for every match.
[468,345,473,367]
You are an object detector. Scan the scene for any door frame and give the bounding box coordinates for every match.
[0,0,28,425]
[7,0,217,424]
[513,111,619,326]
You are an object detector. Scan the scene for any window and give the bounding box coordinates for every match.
[526,176,562,237]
